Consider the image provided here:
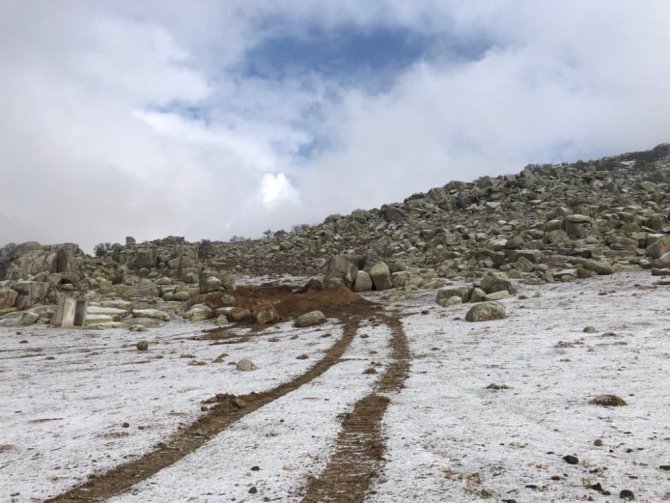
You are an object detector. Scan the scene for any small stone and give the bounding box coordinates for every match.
[136,340,149,351]
[563,455,579,465]
[236,358,257,371]
[121,422,130,428]
[594,438,603,447]
[583,326,597,333]
[659,465,670,471]
[591,394,627,406]
[296,354,309,360]
[248,486,258,494]
[251,465,260,471]
[619,489,635,500]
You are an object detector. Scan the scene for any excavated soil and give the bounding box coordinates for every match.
[204,283,369,319]
[301,313,409,503]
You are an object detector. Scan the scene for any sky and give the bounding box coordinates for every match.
[2,1,670,250]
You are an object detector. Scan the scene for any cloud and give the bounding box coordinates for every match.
[1,1,670,250]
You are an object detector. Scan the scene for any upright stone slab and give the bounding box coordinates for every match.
[53,296,77,328]
[74,299,88,327]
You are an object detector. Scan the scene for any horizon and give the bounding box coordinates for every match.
[2,1,670,250]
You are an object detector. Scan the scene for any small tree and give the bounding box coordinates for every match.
[93,242,112,257]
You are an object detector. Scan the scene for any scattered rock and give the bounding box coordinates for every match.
[583,326,597,333]
[294,310,326,327]
[136,340,149,351]
[590,394,627,406]
[619,489,635,500]
[465,301,507,322]
[132,309,170,322]
[236,358,257,371]
[563,455,579,465]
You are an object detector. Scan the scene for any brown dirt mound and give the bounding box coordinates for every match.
[205,284,370,320]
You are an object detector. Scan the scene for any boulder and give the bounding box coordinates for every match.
[251,304,279,325]
[646,235,670,259]
[369,262,392,291]
[436,286,470,306]
[391,271,412,288]
[465,301,507,322]
[295,310,326,328]
[323,255,358,288]
[353,270,373,292]
[0,289,18,310]
[199,276,221,294]
[227,307,251,323]
[183,304,213,321]
[12,281,49,309]
[236,358,257,371]
[655,251,670,269]
[135,248,157,268]
[479,272,517,295]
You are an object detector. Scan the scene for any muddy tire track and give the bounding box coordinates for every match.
[45,315,367,503]
[301,313,409,503]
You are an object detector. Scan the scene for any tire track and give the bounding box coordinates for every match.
[45,314,367,503]
[301,312,409,503]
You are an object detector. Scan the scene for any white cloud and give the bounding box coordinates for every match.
[1,1,670,250]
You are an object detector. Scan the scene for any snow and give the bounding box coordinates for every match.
[0,318,343,502]
[2,271,669,502]
[110,320,391,503]
[369,271,670,502]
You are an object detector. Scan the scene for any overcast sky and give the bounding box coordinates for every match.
[2,1,670,250]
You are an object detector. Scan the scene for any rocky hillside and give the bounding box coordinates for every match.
[1,143,670,326]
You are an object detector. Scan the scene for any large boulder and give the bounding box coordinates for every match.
[12,281,49,309]
[647,236,670,259]
[369,262,392,291]
[655,252,670,269]
[436,286,470,305]
[323,255,358,288]
[134,248,157,268]
[0,288,18,310]
[465,301,507,322]
[199,275,221,294]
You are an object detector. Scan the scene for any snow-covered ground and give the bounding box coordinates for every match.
[370,271,670,502]
[0,318,344,501]
[1,271,669,502]
[110,319,391,503]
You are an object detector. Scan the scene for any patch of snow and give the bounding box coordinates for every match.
[369,271,670,502]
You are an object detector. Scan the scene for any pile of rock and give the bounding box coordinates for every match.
[2,143,670,326]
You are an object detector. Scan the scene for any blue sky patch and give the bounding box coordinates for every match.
[243,24,431,82]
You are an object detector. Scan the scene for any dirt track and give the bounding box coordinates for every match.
[44,286,407,503]
[302,313,409,503]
